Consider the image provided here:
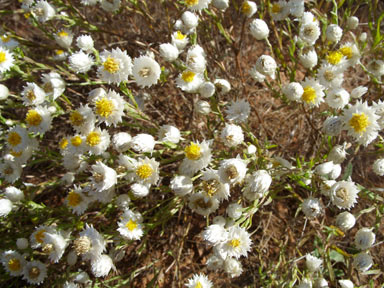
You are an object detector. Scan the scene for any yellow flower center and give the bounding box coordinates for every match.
[136,164,153,179]
[86,131,101,146]
[58,31,68,37]
[1,35,11,43]
[195,282,202,288]
[272,3,281,13]
[126,219,138,231]
[70,111,84,126]
[326,51,343,65]
[182,71,195,83]
[203,180,218,197]
[29,267,40,279]
[0,51,6,63]
[95,97,114,118]
[10,150,23,157]
[35,229,46,243]
[175,31,186,40]
[339,46,353,59]
[229,238,241,248]
[349,113,370,133]
[55,50,64,55]
[241,2,251,14]
[26,110,42,127]
[185,0,199,6]
[67,191,82,207]
[26,90,36,101]
[302,86,317,104]
[8,132,21,146]
[185,142,201,160]
[71,136,83,147]
[103,56,119,74]
[59,138,68,150]
[8,258,21,272]
[24,12,31,19]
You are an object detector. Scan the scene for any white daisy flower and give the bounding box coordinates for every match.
[69,51,94,73]
[342,101,380,146]
[0,160,22,183]
[221,123,244,147]
[353,252,373,272]
[65,186,90,215]
[69,104,96,134]
[32,0,56,22]
[186,45,206,73]
[30,225,56,249]
[218,225,252,259]
[302,197,322,219]
[91,254,116,277]
[54,29,73,49]
[188,192,219,216]
[43,231,70,263]
[171,31,189,51]
[225,99,251,123]
[326,88,350,110]
[85,128,110,155]
[76,35,94,52]
[243,170,272,201]
[132,55,161,88]
[158,124,181,144]
[185,0,212,11]
[339,42,360,66]
[112,132,132,153]
[372,158,384,176]
[300,78,325,107]
[250,19,269,40]
[0,198,13,217]
[179,140,212,176]
[25,106,52,134]
[299,47,318,69]
[41,72,65,100]
[176,70,204,92]
[22,260,47,285]
[270,0,290,21]
[74,224,106,260]
[66,134,87,155]
[355,228,375,250]
[130,133,155,153]
[202,224,228,246]
[200,169,230,201]
[329,180,359,210]
[159,43,179,62]
[255,55,277,79]
[21,82,46,106]
[185,273,213,288]
[170,175,193,196]
[117,209,144,240]
[1,250,25,276]
[305,254,322,273]
[317,64,344,89]
[240,1,257,17]
[4,186,24,202]
[0,46,15,73]
[214,78,231,94]
[91,161,117,192]
[90,89,126,126]
[98,48,132,84]
[282,82,303,101]
[299,22,320,46]
[326,24,343,43]
[218,156,247,185]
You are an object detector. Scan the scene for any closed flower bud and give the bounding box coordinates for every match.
[181,11,199,30]
[351,86,368,99]
[227,203,242,219]
[359,32,367,42]
[212,0,229,10]
[299,47,318,69]
[326,24,343,42]
[372,158,384,176]
[328,144,348,164]
[195,100,211,115]
[199,81,215,98]
[338,279,354,288]
[305,254,322,272]
[282,82,303,101]
[315,161,334,176]
[354,228,375,250]
[302,197,322,219]
[335,211,356,231]
[16,238,29,249]
[0,84,9,100]
[159,43,179,62]
[250,19,269,40]
[255,55,277,79]
[353,252,373,272]
[347,16,359,29]
[322,116,343,136]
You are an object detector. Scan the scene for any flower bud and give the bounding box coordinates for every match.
[250,19,269,40]
[335,211,356,231]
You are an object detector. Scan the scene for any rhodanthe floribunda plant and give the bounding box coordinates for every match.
[2,0,384,286]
